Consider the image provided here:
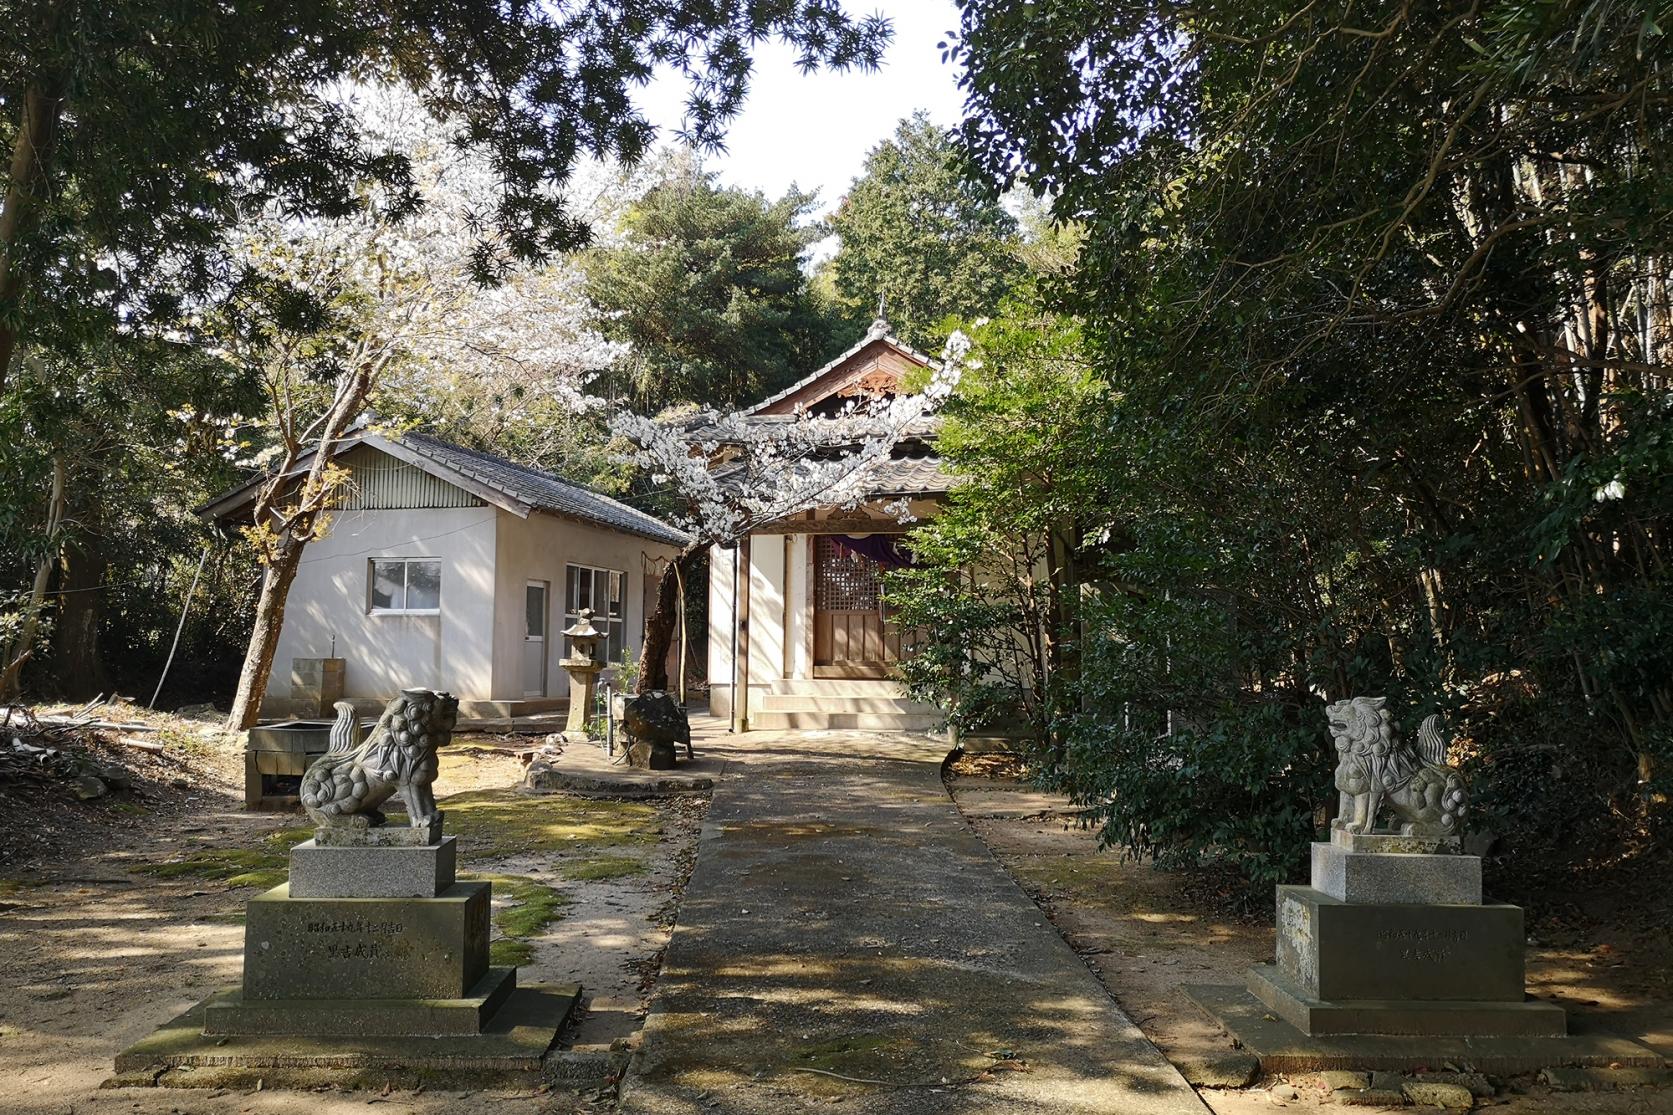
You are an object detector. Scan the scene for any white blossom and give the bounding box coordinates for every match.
[612,331,969,543]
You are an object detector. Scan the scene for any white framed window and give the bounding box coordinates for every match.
[369,557,442,614]
[565,564,625,663]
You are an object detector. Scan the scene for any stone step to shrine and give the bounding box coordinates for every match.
[757,693,940,715]
[768,678,911,697]
[749,709,941,732]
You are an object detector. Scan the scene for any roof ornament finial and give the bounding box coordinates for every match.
[867,293,890,339]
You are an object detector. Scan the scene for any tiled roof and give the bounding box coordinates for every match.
[862,455,957,496]
[399,433,690,546]
[200,428,690,548]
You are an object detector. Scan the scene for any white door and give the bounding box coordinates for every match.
[523,581,548,698]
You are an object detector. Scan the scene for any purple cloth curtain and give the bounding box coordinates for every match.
[831,534,913,568]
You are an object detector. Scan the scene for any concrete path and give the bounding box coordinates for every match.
[620,728,1207,1115]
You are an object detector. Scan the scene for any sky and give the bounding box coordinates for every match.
[636,2,967,219]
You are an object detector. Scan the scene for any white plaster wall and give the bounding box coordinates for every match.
[492,511,681,700]
[707,542,738,719]
[263,506,498,711]
[748,539,786,686]
[786,533,812,679]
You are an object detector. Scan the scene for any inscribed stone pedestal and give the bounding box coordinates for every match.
[1275,885,1526,1003]
[239,882,490,1002]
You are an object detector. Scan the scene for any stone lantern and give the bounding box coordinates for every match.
[559,609,605,741]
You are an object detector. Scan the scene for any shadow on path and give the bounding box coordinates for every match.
[620,728,1208,1114]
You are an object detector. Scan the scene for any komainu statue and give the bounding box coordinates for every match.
[300,688,457,831]
[1326,696,1468,837]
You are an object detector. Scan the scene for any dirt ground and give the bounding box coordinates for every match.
[944,752,1673,1114]
[0,703,706,1115]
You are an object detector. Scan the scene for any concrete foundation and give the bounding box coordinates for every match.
[1185,984,1664,1074]
[113,984,581,1089]
[1247,963,1566,1037]
[204,966,517,1037]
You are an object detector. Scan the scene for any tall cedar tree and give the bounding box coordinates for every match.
[824,112,1024,351]
[586,164,843,411]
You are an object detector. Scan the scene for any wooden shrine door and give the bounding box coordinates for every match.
[813,535,902,678]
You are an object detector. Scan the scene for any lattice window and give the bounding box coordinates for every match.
[816,535,883,612]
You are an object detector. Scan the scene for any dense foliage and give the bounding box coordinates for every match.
[823,113,1025,351]
[914,0,1673,885]
[586,161,845,410]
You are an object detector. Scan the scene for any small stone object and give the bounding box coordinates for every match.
[1320,1070,1370,1091]
[73,772,108,800]
[95,763,133,791]
[1403,1080,1475,1108]
[621,690,692,769]
[1327,697,1468,838]
[300,688,456,835]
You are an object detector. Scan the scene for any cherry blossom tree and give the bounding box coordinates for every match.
[611,332,970,692]
[218,88,624,729]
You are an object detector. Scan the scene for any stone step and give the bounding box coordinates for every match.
[757,694,939,715]
[748,710,942,732]
[768,678,910,698]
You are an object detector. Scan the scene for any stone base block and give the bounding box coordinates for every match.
[1184,983,1662,1075]
[1248,964,1566,1037]
[314,814,444,847]
[1311,842,1481,905]
[112,983,582,1090]
[1277,885,1525,1002]
[1331,827,1460,855]
[241,882,489,1001]
[626,739,677,770]
[205,966,516,1036]
[288,836,457,898]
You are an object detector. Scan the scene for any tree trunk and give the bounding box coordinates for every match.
[223,365,373,730]
[0,456,66,699]
[49,534,111,699]
[225,535,305,730]
[0,68,67,396]
[637,544,705,694]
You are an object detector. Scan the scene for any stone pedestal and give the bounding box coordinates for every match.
[626,738,678,770]
[200,824,513,1039]
[560,657,601,742]
[1245,827,1565,1037]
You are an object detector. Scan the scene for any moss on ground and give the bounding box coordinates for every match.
[461,872,572,966]
[563,854,648,882]
[136,826,312,890]
[440,788,659,860]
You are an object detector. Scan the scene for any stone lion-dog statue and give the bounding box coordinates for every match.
[1326,695,1468,837]
[300,688,458,831]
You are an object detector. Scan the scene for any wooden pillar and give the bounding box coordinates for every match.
[783,534,794,681]
[733,534,751,733]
